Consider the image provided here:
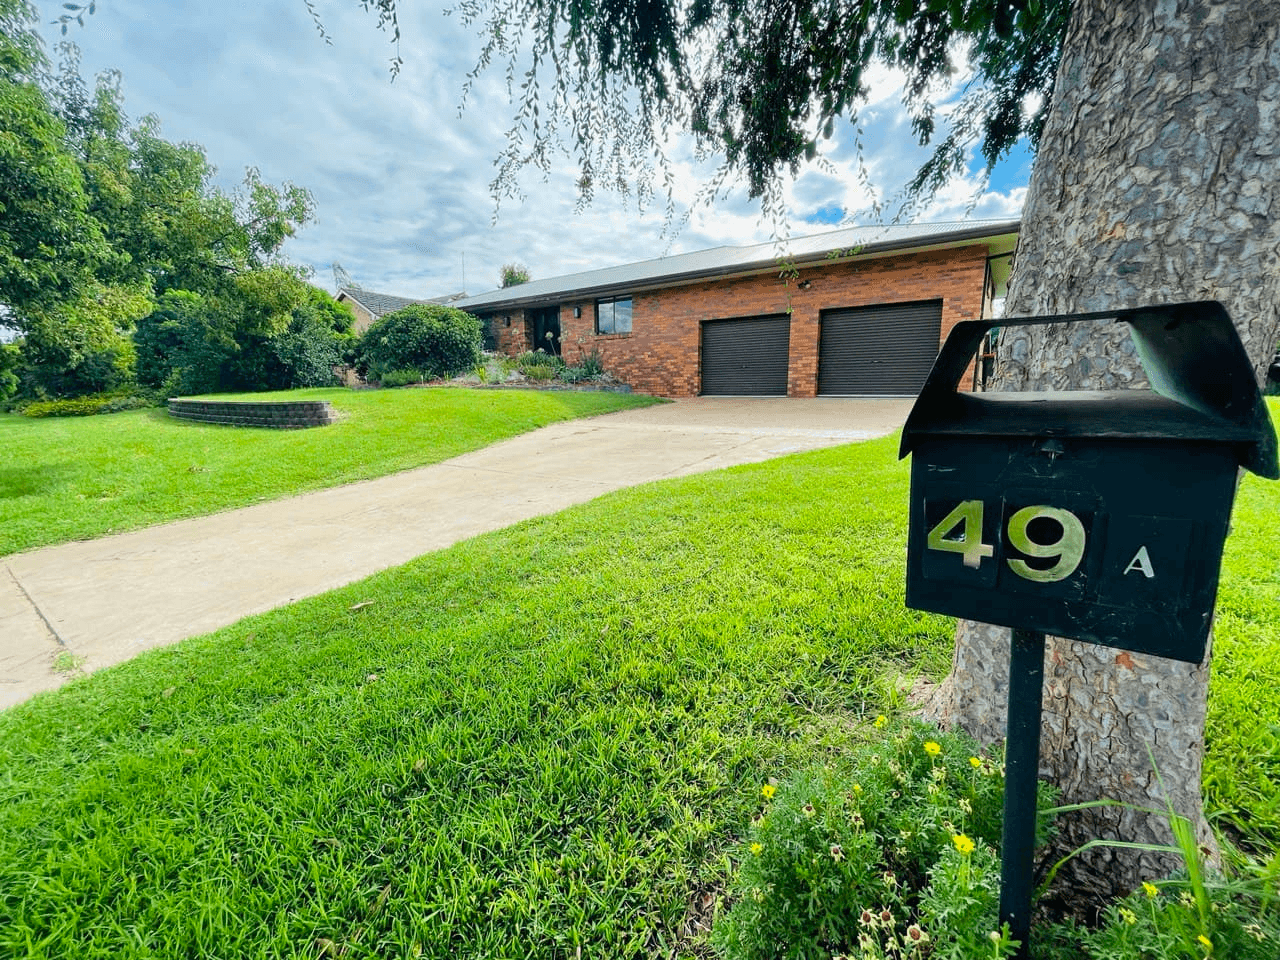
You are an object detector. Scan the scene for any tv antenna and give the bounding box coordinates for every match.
[332,262,359,291]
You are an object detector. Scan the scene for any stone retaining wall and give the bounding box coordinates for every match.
[167,398,337,429]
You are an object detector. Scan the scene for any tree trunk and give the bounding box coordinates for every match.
[922,0,1280,914]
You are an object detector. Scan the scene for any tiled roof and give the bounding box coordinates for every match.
[337,288,426,317]
[337,288,466,317]
[453,219,1019,312]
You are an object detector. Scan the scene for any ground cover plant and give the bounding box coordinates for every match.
[0,386,658,555]
[1,403,1276,958]
[717,719,1280,960]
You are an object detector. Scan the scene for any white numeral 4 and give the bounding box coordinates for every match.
[926,500,994,570]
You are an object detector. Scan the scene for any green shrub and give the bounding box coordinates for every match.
[513,349,564,382]
[561,349,606,384]
[378,368,425,388]
[20,390,162,418]
[21,397,108,417]
[515,349,563,369]
[356,304,483,382]
[1028,874,1278,959]
[99,393,160,413]
[576,348,605,379]
[522,362,560,381]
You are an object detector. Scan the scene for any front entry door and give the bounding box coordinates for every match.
[529,307,562,357]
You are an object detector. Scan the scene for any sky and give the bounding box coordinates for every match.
[34,0,1032,301]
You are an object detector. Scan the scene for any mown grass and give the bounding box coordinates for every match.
[0,436,944,958]
[0,387,659,556]
[1204,415,1280,848]
[0,404,1276,958]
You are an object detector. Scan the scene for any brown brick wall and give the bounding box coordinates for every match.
[489,245,990,397]
[344,299,375,335]
[489,308,533,355]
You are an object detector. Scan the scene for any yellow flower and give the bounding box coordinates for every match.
[951,833,975,855]
[873,714,888,729]
[969,756,982,769]
[852,783,863,794]
[761,783,776,800]
[1142,881,1159,898]
[750,842,763,855]
[924,741,942,757]
[1197,934,1212,951]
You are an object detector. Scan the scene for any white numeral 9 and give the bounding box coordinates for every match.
[1005,506,1086,583]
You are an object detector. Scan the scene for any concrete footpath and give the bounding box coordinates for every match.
[1,397,911,709]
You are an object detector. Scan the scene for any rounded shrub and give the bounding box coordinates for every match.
[356,305,483,383]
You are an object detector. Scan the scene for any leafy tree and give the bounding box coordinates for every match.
[0,0,109,325]
[133,289,239,396]
[500,262,531,287]
[230,269,353,389]
[1,28,320,400]
[0,341,20,400]
[351,1,1065,217]
[356,303,482,382]
[347,0,1280,907]
[263,306,346,389]
[19,279,151,397]
[137,273,353,394]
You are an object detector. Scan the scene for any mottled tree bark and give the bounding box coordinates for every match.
[922,0,1280,912]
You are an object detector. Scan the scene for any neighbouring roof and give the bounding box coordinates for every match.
[453,219,1020,313]
[337,287,466,317]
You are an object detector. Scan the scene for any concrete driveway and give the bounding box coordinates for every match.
[1,397,911,709]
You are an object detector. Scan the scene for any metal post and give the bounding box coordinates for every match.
[999,628,1046,959]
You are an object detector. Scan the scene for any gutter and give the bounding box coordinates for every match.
[456,220,1021,313]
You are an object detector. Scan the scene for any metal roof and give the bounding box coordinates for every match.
[454,219,1020,312]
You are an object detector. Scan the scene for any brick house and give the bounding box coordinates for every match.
[453,220,1018,398]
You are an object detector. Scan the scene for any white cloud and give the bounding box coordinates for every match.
[37,0,1027,299]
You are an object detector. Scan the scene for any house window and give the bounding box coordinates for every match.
[596,296,633,335]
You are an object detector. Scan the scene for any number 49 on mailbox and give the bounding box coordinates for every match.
[899,302,1278,664]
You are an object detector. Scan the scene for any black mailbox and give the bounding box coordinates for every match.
[900,301,1278,664]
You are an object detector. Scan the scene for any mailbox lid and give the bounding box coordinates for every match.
[899,301,1278,479]
[906,390,1264,443]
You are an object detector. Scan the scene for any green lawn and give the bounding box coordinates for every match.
[0,387,659,556]
[2,413,1277,959]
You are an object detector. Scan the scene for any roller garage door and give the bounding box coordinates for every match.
[817,300,942,396]
[700,315,791,396]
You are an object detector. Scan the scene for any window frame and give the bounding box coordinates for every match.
[595,295,633,336]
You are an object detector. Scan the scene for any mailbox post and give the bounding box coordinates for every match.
[899,301,1278,957]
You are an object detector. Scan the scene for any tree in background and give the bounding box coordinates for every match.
[347,0,1280,906]
[46,44,315,300]
[135,268,354,395]
[499,262,531,287]
[0,0,109,325]
[0,3,324,403]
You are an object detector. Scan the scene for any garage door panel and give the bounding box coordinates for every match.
[701,315,790,396]
[818,300,942,396]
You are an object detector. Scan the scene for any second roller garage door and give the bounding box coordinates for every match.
[700,315,791,396]
[817,300,942,396]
